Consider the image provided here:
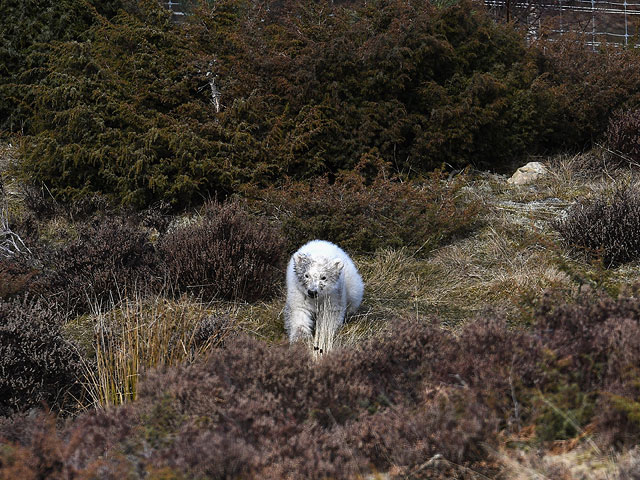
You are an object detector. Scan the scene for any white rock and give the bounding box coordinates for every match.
[507,161,548,185]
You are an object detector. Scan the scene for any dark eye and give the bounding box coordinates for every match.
[321,276,326,281]
[304,274,309,278]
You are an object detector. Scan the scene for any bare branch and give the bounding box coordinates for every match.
[0,200,31,258]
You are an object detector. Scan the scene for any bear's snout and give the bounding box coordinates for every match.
[307,289,318,299]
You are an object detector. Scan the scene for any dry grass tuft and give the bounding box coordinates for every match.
[309,298,340,359]
[229,298,286,342]
[367,221,571,325]
[83,293,234,409]
[356,249,433,321]
[0,141,18,178]
[494,443,632,480]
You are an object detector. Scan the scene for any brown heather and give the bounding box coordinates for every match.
[0,256,39,300]
[0,319,507,478]
[5,286,640,477]
[553,186,640,267]
[158,199,286,302]
[43,216,159,312]
[606,109,640,165]
[535,289,640,447]
[4,199,283,309]
[0,298,82,416]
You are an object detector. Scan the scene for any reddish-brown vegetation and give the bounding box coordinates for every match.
[158,199,286,301]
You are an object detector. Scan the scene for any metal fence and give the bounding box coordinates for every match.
[161,0,640,48]
[484,0,640,47]
[161,0,188,22]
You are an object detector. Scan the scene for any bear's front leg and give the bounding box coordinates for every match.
[285,306,315,343]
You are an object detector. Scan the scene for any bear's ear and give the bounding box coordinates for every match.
[333,259,344,272]
[294,253,308,265]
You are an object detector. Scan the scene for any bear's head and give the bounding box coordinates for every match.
[293,254,343,299]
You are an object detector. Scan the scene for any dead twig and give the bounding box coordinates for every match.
[0,201,31,257]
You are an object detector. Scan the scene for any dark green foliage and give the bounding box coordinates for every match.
[596,376,640,447]
[540,38,640,154]
[158,200,286,301]
[5,1,640,209]
[0,298,82,416]
[553,187,640,267]
[192,0,571,175]
[4,0,604,208]
[0,0,106,133]
[534,384,595,442]
[0,0,96,78]
[606,109,640,164]
[250,161,482,256]
[14,3,229,208]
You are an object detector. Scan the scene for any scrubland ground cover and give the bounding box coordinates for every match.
[5,144,640,478]
[5,0,640,478]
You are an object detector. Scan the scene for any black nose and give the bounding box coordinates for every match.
[307,289,317,298]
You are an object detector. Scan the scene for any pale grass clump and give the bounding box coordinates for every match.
[545,153,608,199]
[356,249,435,320]
[338,310,388,349]
[323,249,437,351]
[510,153,602,203]
[502,152,640,210]
[309,248,455,353]
[0,141,17,173]
[494,443,631,479]
[427,222,570,322]
[84,293,234,408]
[310,228,568,347]
[349,222,571,326]
[231,298,286,342]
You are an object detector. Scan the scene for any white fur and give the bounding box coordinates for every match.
[284,240,364,343]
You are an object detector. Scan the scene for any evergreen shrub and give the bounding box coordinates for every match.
[251,160,483,256]
[3,0,597,208]
[540,37,640,154]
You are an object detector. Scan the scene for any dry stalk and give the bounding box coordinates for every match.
[0,201,31,257]
[83,291,233,408]
[309,296,341,360]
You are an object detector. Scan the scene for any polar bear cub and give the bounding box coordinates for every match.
[284,240,364,343]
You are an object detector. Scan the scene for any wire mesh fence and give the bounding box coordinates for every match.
[161,0,188,22]
[160,0,640,48]
[485,0,640,47]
